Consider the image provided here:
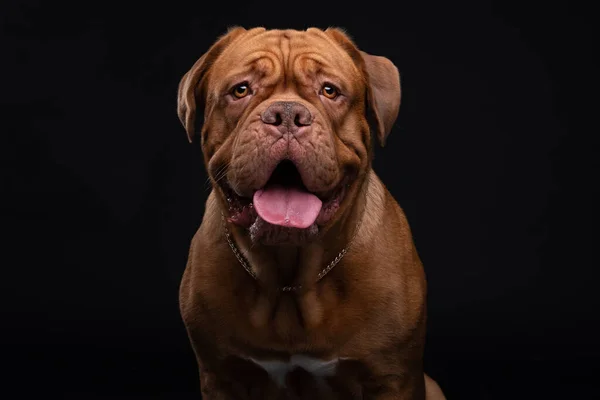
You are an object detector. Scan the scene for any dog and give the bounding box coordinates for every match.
[177,26,446,399]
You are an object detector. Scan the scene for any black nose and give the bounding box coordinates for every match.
[261,101,312,129]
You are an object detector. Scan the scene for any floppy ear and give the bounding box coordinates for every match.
[177,26,247,143]
[359,50,401,147]
[324,27,401,147]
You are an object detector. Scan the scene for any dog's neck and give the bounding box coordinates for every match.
[269,245,302,287]
[219,170,377,293]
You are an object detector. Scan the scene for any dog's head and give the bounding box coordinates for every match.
[178,27,401,245]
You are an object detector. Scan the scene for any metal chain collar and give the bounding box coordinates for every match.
[221,212,361,292]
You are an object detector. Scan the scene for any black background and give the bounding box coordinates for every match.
[2,0,597,398]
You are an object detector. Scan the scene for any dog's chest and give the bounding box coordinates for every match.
[249,354,341,387]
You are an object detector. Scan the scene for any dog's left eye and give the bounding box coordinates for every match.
[321,84,339,99]
[232,83,250,99]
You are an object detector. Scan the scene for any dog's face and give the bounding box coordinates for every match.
[178,27,400,245]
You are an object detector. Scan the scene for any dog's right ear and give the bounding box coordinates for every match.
[177,27,247,143]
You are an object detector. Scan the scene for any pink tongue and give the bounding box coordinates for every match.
[253,185,323,229]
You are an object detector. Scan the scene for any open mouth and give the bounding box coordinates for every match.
[221,160,351,237]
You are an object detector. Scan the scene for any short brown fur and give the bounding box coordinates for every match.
[177,26,445,399]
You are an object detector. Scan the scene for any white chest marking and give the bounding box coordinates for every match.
[249,355,342,387]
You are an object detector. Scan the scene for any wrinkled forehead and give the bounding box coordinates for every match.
[209,28,363,90]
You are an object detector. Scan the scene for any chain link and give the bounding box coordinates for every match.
[222,213,257,280]
[221,212,361,292]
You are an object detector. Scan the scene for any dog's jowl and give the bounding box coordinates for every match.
[177,27,446,399]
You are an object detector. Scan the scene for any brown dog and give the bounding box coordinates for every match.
[177,27,446,399]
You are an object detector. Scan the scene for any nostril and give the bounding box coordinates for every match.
[294,113,311,127]
[261,110,283,126]
[275,113,283,126]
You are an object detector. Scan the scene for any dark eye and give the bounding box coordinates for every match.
[232,83,250,99]
[321,84,338,99]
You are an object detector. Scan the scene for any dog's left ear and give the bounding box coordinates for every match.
[359,51,401,147]
[324,28,401,147]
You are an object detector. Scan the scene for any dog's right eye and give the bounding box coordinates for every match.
[232,83,250,99]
